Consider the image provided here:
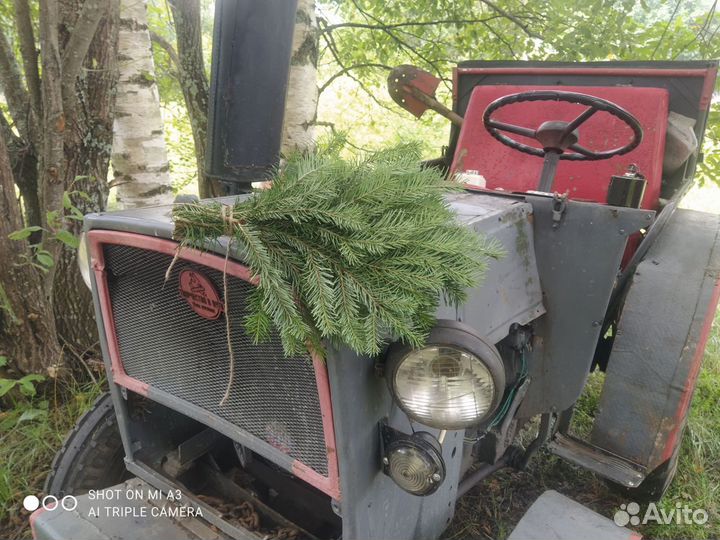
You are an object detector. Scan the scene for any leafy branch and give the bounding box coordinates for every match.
[172,140,503,358]
[7,189,86,272]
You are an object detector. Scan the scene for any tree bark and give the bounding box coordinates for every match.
[0,26,35,146]
[54,0,120,352]
[281,0,319,155]
[168,0,213,197]
[0,111,41,230]
[0,23,42,235]
[0,0,120,373]
[14,0,42,124]
[38,0,68,295]
[0,132,62,374]
[112,0,174,208]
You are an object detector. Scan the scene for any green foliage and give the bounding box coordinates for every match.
[7,226,42,241]
[53,230,79,249]
[161,101,201,193]
[323,0,717,78]
[173,140,503,356]
[0,376,105,525]
[317,0,720,183]
[0,373,45,399]
[6,189,86,271]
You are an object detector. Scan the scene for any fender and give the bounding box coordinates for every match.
[591,208,720,472]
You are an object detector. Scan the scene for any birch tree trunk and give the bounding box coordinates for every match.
[112,0,174,208]
[281,0,319,155]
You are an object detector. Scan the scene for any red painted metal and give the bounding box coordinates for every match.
[29,506,48,539]
[296,351,341,499]
[390,65,441,118]
[699,65,718,109]
[457,66,710,79]
[450,85,669,209]
[178,269,224,320]
[661,275,720,462]
[89,232,151,397]
[88,230,341,500]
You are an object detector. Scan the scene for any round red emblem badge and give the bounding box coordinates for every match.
[178,270,223,320]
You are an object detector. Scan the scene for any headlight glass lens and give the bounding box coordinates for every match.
[394,346,496,429]
[77,232,92,290]
[387,441,443,496]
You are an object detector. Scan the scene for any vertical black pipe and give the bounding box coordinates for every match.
[206,0,299,194]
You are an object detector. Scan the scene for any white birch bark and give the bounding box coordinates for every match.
[112,0,174,208]
[281,0,319,154]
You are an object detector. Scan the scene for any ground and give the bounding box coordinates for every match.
[1,185,719,540]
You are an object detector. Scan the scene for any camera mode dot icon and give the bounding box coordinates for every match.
[23,495,40,512]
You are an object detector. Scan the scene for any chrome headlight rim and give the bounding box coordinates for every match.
[385,319,506,430]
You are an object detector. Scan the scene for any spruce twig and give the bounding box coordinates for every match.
[172,140,504,360]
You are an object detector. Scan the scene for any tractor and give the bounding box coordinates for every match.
[30,1,719,539]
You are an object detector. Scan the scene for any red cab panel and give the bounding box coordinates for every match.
[451,85,669,209]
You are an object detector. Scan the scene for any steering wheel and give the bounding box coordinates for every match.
[482,90,643,192]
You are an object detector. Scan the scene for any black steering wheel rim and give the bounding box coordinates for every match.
[482,90,643,161]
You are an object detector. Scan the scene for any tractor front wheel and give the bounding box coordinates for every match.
[45,392,130,497]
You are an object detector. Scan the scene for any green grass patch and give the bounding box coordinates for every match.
[0,376,104,536]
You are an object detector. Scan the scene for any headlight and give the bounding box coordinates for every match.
[385,432,445,496]
[386,320,505,430]
[77,232,92,290]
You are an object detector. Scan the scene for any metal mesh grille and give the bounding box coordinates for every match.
[103,244,328,475]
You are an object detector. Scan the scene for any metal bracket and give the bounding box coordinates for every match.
[551,193,568,229]
[162,427,221,477]
[548,433,646,487]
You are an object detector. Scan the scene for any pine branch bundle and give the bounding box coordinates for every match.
[172,141,503,358]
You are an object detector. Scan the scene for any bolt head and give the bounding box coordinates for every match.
[431,473,442,482]
[382,457,389,465]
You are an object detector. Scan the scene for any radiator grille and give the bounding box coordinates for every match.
[103,244,328,475]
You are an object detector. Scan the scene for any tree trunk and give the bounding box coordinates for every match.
[168,0,213,198]
[1,5,41,232]
[0,133,62,374]
[39,0,68,297]
[0,0,118,374]
[281,0,319,155]
[112,0,174,208]
[54,0,120,353]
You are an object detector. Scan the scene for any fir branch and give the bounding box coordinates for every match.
[172,140,504,357]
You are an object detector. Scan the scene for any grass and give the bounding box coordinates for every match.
[0,376,104,539]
